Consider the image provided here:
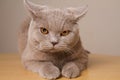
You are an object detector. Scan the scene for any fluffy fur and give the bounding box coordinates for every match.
[18,0,89,79]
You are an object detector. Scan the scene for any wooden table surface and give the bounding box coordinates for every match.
[0,53,120,80]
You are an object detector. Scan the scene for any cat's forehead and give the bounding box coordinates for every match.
[47,9,67,18]
[36,9,74,31]
[44,9,72,22]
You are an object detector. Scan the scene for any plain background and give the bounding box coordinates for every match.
[0,0,120,55]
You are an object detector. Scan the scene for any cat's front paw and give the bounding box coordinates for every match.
[39,63,60,80]
[62,62,80,78]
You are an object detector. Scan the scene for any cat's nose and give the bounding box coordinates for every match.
[51,42,58,46]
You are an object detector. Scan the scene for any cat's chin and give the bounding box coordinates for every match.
[41,49,60,53]
[49,49,62,53]
[40,47,66,53]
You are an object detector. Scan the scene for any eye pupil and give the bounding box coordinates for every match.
[43,28,46,32]
[63,31,66,33]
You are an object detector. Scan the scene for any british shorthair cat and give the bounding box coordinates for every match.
[18,0,89,79]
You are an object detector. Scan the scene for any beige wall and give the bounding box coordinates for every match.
[0,0,120,55]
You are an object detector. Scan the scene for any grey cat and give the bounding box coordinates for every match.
[18,0,89,79]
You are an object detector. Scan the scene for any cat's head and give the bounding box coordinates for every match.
[24,0,88,53]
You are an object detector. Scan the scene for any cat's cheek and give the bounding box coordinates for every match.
[66,35,79,48]
[62,33,76,45]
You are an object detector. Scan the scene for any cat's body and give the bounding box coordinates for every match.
[18,0,89,79]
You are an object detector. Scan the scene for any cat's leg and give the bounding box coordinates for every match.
[23,61,60,79]
[62,56,88,78]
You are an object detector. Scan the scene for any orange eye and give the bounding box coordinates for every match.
[60,30,70,36]
[40,27,49,34]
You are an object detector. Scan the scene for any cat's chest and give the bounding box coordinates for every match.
[48,52,72,68]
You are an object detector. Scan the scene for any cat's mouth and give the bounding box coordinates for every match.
[39,44,68,53]
[49,48,59,52]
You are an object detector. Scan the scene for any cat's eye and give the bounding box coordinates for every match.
[40,27,49,34]
[60,30,70,36]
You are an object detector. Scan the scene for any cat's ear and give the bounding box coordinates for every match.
[66,5,88,22]
[24,0,47,18]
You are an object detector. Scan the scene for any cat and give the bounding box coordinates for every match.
[18,0,89,79]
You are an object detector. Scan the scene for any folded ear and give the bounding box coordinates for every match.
[24,0,47,18]
[66,5,88,22]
